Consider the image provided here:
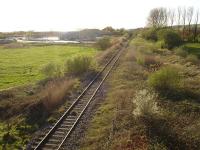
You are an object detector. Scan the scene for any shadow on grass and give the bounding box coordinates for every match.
[141,115,200,150]
[157,87,200,104]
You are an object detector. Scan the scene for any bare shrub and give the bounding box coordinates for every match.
[41,78,77,111]
[133,89,159,116]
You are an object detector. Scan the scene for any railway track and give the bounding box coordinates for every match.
[30,44,126,150]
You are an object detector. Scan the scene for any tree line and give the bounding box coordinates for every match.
[147,7,199,42]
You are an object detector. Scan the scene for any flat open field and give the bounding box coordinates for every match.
[0,44,97,90]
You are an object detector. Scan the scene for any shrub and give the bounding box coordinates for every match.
[41,63,62,78]
[144,55,159,67]
[157,28,171,40]
[65,56,92,75]
[174,48,188,57]
[148,66,181,96]
[136,54,161,69]
[41,63,55,77]
[142,28,158,41]
[133,89,158,116]
[162,31,182,49]
[95,37,112,50]
[186,54,199,64]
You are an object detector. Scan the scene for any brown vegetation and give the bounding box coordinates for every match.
[41,78,77,111]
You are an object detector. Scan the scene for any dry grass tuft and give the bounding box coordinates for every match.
[133,89,159,116]
[135,53,162,72]
[41,78,77,111]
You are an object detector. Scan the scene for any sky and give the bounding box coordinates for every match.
[0,0,199,32]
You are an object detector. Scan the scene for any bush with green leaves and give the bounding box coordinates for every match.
[156,28,171,40]
[41,63,62,78]
[148,66,181,96]
[95,37,111,50]
[65,56,92,75]
[162,30,182,49]
[174,48,188,58]
[142,28,158,41]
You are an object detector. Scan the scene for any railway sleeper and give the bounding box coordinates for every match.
[76,103,85,107]
[67,115,77,119]
[63,120,75,125]
[43,143,58,148]
[57,127,69,131]
[54,130,66,135]
[60,124,72,128]
[48,138,61,143]
[65,118,77,122]
[52,134,64,139]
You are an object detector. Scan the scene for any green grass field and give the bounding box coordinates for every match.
[0,44,97,90]
[183,43,200,58]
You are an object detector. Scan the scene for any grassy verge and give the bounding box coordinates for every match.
[81,37,200,149]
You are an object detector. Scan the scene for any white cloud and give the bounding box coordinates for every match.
[0,0,199,32]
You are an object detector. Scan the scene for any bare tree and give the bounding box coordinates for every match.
[177,7,182,30]
[181,7,187,38]
[147,8,168,28]
[187,7,194,34]
[147,8,160,28]
[169,9,175,27]
[193,9,199,42]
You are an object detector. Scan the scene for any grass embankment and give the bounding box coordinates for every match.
[81,37,200,149]
[0,44,96,90]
